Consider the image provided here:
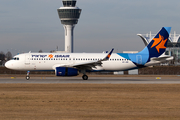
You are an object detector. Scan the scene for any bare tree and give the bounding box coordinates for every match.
[6,51,12,61]
[0,51,5,65]
[50,50,55,53]
[39,50,43,53]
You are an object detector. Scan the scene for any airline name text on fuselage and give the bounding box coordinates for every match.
[31,55,70,58]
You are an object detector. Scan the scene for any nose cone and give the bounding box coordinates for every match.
[5,61,11,69]
[5,60,16,70]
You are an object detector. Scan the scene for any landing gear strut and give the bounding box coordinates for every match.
[26,71,30,80]
[81,69,88,80]
[82,75,88,80]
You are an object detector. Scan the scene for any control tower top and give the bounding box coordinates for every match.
[62,0,77,7]
[57,0,81,25]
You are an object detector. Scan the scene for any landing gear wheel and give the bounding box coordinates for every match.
[82,75,88,80]
[26,76,30,80]
[26,71,30,80]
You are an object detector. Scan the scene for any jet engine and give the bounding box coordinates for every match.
[55,67,79,76]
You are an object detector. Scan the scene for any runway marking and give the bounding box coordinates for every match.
[0,76,180,84]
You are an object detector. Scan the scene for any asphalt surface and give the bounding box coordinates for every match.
[0,76,180,84]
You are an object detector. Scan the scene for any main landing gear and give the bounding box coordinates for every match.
[25,71,88,80]
[26,71,30,80]
[82,75,88,80]
[81,69,88,80]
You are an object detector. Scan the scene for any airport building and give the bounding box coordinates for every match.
[57,0,82,53]
[138,31,180,65]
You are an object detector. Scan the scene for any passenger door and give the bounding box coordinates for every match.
[136,55,142,65]
[25,54,30,68]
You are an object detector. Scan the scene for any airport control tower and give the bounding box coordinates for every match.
[57,0,82,53]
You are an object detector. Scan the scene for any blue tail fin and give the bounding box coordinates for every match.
[117,27,171,65]
[146,27,171,58]
[139,27,171,62]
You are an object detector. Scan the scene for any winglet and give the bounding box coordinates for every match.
[103,48,114,61]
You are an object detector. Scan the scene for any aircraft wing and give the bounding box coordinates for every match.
[73,48,114,70]
[53,49,114,70]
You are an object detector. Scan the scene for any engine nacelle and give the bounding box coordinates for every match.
[55,67,79,76]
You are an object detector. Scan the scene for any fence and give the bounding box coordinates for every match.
[138,66,180,75]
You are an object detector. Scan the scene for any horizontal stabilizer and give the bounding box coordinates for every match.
[151,55,174,62]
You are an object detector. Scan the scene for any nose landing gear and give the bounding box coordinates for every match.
[26,71,30,80]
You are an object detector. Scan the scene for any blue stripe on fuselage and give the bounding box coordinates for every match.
[117,47,149,65]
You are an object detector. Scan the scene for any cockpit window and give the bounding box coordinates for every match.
[12,57,19,60]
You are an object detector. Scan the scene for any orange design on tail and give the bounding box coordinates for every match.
[151,34,167,53]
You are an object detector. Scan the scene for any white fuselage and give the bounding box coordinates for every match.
[5,53,138,72]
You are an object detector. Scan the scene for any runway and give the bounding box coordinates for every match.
[0,76,180,84]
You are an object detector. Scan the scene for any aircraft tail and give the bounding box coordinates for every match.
[139,27,171,61]
[117,27,171,65]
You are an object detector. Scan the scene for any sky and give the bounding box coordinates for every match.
[1,0,180,56]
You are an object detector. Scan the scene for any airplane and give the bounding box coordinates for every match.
[5,27,173,80]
